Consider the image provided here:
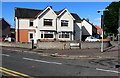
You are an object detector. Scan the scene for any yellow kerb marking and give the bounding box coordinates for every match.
[0,69,23,78]
[0,67,34,78]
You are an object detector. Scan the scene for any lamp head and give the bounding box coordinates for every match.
[97,11,100,13]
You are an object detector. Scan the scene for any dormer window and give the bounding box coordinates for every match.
[44,19,52,26]
[61,20,68,27]
[30,19,33,26]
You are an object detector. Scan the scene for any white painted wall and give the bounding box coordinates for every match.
[37,9,57,31]
[15,8,79,41]
[16,18,37,30]
[82,20,92,35]
[57,11,74,32]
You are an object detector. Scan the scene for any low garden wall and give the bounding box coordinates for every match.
[37,41,71,49]
[37,41,111,49]
[0,42,32,49]
[0,41,111,49]
[81,41,111,49]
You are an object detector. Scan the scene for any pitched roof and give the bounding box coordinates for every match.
[0,18,10,26]
[94,26,102,30]
[15,7,81,20]
[15,8,42,18]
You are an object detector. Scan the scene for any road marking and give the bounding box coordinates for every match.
[23,57,62,65]
[0,54,10,57]
[96,68,120,73]
[0,67,34,78]
[0,69,23,78]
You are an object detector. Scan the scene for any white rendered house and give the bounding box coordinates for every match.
[15,6,82,43]
[81,19,97,41]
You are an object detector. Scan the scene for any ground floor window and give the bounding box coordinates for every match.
[58,32,70,38]
[40,31,55,39]
[44,34,53,38]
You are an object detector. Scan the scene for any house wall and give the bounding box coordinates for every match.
[92,26,97,37]
[57,11,74,32]
[82,20,92,36]
[15,18,37,43]
[16,29,28,42]
[15,8,80,42]
[38,9,57,31]
[57,11,74,40]
[74,22,82,41]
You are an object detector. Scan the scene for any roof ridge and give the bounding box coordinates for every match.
[15,7,81,20]
[15,7,43,11]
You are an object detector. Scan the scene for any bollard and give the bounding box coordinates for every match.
[32,39,34,49]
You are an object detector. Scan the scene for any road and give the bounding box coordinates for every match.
[1,49,119,77]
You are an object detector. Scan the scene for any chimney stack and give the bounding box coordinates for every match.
[49,6,52,8]
[85,18,89,22]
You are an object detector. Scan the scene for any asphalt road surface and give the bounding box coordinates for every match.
[1,49,120,77]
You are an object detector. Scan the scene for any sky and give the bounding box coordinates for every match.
[2,2,111,28]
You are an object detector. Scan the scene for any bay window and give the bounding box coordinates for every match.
[41,31,54,39]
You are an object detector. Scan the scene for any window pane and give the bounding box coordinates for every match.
[41,34,43,38]
[59,32,69,38]
[65,33,69,38]
[30,22,33,26]
[59,33,62,38]
[61,20,68,26]
[44,34,53,38]
[44,19,52,26]
[30,33,33,38]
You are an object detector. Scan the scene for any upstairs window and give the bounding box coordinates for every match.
[30,20,33,26]
[44,19,53,26]
[61,20,68,26]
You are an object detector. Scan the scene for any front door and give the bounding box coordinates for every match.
[28,32,34,42]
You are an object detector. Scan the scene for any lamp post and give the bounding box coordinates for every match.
[97,9,109,52]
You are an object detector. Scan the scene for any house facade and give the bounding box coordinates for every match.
[94,25,102,38]
[15,6,81,43]
[81,19,97,41]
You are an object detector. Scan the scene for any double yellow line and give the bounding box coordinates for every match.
[0,67,34,78]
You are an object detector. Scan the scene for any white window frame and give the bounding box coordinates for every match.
[28,32,34,42]
[61,20,69,27]
[40,31,55,39]
[58,32,70,38]
[29,19,34,26]
[43,19,53,26]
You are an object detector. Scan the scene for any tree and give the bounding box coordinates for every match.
[104,1,120,35]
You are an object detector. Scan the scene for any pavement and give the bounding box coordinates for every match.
[1,41,119,59]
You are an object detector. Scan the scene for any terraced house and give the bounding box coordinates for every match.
[15,6,82,43]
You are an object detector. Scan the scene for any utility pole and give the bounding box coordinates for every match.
[97,9,109,52]
[115,8,120,68]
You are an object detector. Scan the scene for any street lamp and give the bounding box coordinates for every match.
[97,9,109,52]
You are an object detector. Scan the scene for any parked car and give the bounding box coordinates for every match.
[85,36,100,42]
